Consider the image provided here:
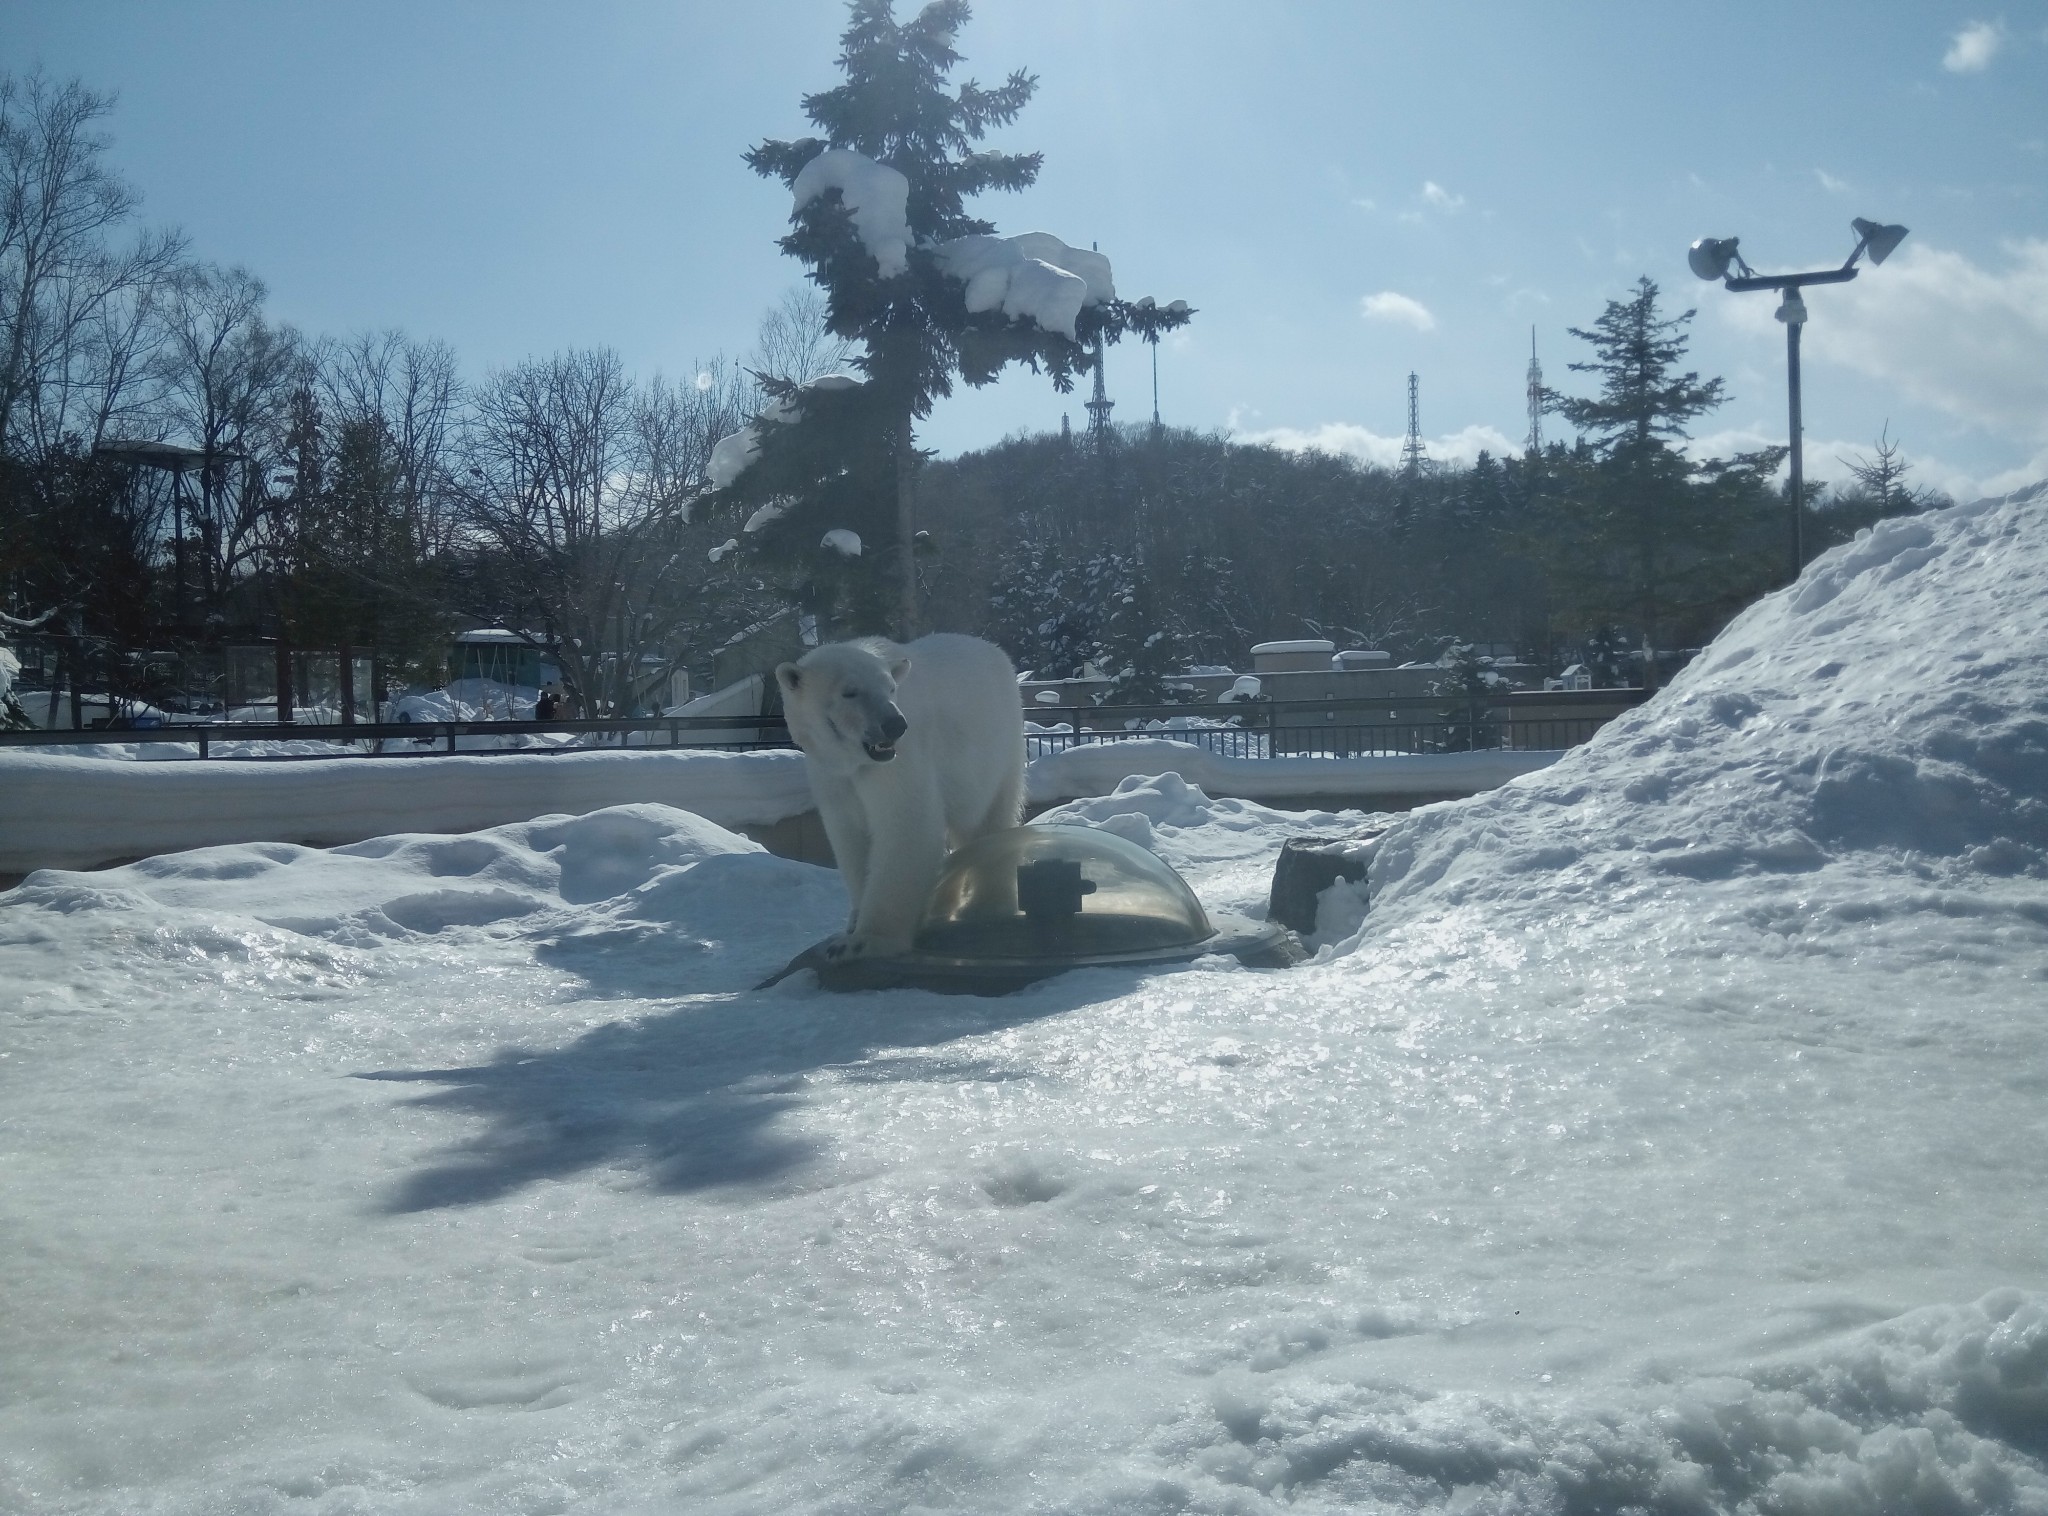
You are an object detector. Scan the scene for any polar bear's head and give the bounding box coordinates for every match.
[776,639,912,766]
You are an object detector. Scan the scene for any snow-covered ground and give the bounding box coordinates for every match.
[3,491,2046,1514]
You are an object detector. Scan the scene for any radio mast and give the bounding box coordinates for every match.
[1399,371,1425,475]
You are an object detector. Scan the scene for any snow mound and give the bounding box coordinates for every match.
[1035,771,1369,919]
[1149,1289,2048,1513]
[791,146,910,277]
[1368,492,2048,934]
[12,804,763,939]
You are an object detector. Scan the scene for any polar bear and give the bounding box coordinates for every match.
[776,632,1026,960]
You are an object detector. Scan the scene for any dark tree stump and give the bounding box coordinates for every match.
[1266,827,1393,935]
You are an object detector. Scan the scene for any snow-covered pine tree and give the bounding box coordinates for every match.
[0,630,29,729]
[706,0,1193,640]
[1428,639,1510,751]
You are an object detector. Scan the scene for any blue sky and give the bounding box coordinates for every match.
[6,0,2044,497]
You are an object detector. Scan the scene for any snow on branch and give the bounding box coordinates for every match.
[791,148,911,278]
[934,231,1114,341]
[705,374,864,491]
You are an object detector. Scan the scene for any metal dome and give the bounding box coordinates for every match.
[915,823,1214,962]
[771,824,1304,995]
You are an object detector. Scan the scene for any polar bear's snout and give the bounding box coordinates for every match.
[864,706,908,762]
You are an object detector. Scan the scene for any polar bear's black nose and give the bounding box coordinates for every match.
[880,709,908,743]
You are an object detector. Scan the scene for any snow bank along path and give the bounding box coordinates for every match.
[0,741,1558,877]
[2,490,2046,1515]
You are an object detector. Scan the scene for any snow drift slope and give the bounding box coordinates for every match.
[1369,490,2048,931]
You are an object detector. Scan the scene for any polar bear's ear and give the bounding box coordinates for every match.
[889,657,911,684]
[775,662,802,696]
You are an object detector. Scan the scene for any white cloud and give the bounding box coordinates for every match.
[1816,168,1851,195]
[1715,238,2048,453]
[1231,420,1520,470]
[1943,19,2004,72]
[1688,422,2048,504]
[1360,291,1437,331]
[1420,180,1464,212]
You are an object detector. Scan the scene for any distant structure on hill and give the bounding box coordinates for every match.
[1526,327,1545,455]
[1085,335,1115,449]
[1400,371,1426,475]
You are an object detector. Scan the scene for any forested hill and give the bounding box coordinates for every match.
[915,423,1787,688]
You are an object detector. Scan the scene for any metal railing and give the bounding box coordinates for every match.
[0,712,795,760]
[0,690,1649,762]
[1022,690,1649,760]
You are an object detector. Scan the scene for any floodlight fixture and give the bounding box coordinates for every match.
[1687,237,1747,282]
[1685,217,1908,581]
[1851,218,1910,266]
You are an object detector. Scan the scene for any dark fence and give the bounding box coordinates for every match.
[0,713,795,760]
[0,690,1649,762]
[1023,690,1649,760]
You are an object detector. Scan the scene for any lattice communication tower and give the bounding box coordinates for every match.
[1399,371,1426,474]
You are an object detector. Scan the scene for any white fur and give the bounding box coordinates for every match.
[776,633,1026,959]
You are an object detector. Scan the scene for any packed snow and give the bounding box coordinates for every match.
[791,147,911,278]
[4,492,2047,1514]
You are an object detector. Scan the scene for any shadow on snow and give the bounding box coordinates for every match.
[354,969,1125,1214]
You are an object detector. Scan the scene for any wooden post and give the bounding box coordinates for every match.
[275,635,294,724]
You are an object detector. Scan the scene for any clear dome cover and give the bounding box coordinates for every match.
[914,823,1214,963]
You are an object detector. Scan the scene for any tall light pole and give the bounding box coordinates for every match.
[1688,217,1908,580]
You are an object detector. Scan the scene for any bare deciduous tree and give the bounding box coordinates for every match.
[458,348,776,715]
[0,71,184,459]
[747,285,854,389]
[316,329,463,558]
[157,262,299,617]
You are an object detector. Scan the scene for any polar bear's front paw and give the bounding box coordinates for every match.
[822,934,868,963]
[822,930,912,963]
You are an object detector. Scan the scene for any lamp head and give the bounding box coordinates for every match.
[1688,237,1741,282]
[1851,218,1909,266]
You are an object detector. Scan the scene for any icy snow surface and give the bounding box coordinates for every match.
[791,148,911,278]
[4,494,2048,1513]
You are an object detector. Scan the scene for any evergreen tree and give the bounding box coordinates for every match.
[707,0,1191,639]
[1427,639,1510,750]
[1535,277,1778,664]
[1813,424,1948,552]
[1549,277,1725,451]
